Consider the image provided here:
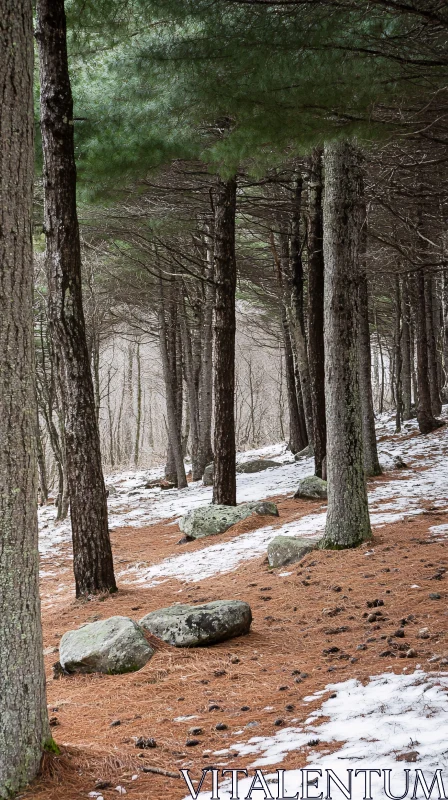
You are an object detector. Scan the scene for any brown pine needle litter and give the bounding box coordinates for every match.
[22,458,448,800]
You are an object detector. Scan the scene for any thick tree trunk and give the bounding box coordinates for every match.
[358,269,382,476]
[401,276,413,419]
[37,0,116,596]
[0,1,50,792]
[425,274,442,416]
[282,308,306,453]
[306,148,327,478]
[320,141,371,549]
[413,270,441,433]
[213,177,237,506]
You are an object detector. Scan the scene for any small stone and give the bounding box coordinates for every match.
[429,593,441,600]
[366,599,384,608]
[393,629,405,638]
[357,644,367,651]
[135,737,156,749]
[379,650,395,657]
[417,628,430,639]
[240,706,250,711]
[188,727,203,736]
[406,649,417,658]
[214,669,227,677]
[285,704,295,711]
[229,655,240,664]
[323,647,339,655]
[300,672,309,678]
[215,723,228,731]
[278,685,289,691]
[208,704,221,711]
[110,720,121,728]
[186,739,200,747]
[49,716,59,727]
[274,719,284,726]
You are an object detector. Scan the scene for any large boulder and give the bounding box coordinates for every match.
[140,600,252,647]
[178,501,279,540]
[294,475,327,500]
[203,463,214,486]
[236,459,280,474]
[268,535,317,568]
[59,616,154,675]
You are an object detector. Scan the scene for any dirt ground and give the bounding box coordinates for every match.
[21,472,448,800]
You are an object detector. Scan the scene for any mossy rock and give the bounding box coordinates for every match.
[294,475,327,500]
[178,501,279,540]
[59,616,154,675]
[268,535,318,568]
[140,600,252,647]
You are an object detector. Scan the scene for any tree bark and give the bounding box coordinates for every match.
[306,148,326,478]
[282,307,307,453]
[287,177,314,447]
[213,177,237,506]
[358,269,382,476]
[394,276,403,433]
[37,0,116,596]
[0,1,50,792]
[198,227,215,474]
[412,269,441,433]
[320,141,371,549]
[401,275,413,419]
[425,274,442,416]
[159,277,188,489]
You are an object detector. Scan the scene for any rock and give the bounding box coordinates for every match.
[59,616,154,675]
[294,475,327,500]
[135,737,157,749]
[267,535,317,568]
[139,600,252,647]
[178,501,278,540]
[236,459,280,474]
[294,445,313,461]
[429,593,441,600]
[393,455,408,469]
[202,463,214,486]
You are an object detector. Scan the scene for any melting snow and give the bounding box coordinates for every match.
[186,670,448,799]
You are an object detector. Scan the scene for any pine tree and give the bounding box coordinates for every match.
[36,0,117,596]
[0,0,50,793]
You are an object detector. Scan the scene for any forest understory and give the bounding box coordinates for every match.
[23,411,448,800]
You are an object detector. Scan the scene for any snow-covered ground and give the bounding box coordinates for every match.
[184,670,448,799]
[38,408,448,587]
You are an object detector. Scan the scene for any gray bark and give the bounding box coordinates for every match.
[401,276,413,419]
[358,270,382,476]
[320,141,371,549]
[0,0,50,793]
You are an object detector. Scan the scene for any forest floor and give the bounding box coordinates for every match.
[23,411,448,800]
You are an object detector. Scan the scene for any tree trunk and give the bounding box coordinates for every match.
[159,277,188,489]
[401,276,413,419]
[37,0,116,596]
[0,1,50,791]
[306,148,326,478]
[133,342,142,465]
[282,308,306,453]
[287,178,314,446]
[413,269,441,433]
[425,274,442,416]
[358,269,382,477]
[213,177,237,506]
[198,228,215,474]
[320,141,371,549]
[442,270,448,400]
[394,276,403,432]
